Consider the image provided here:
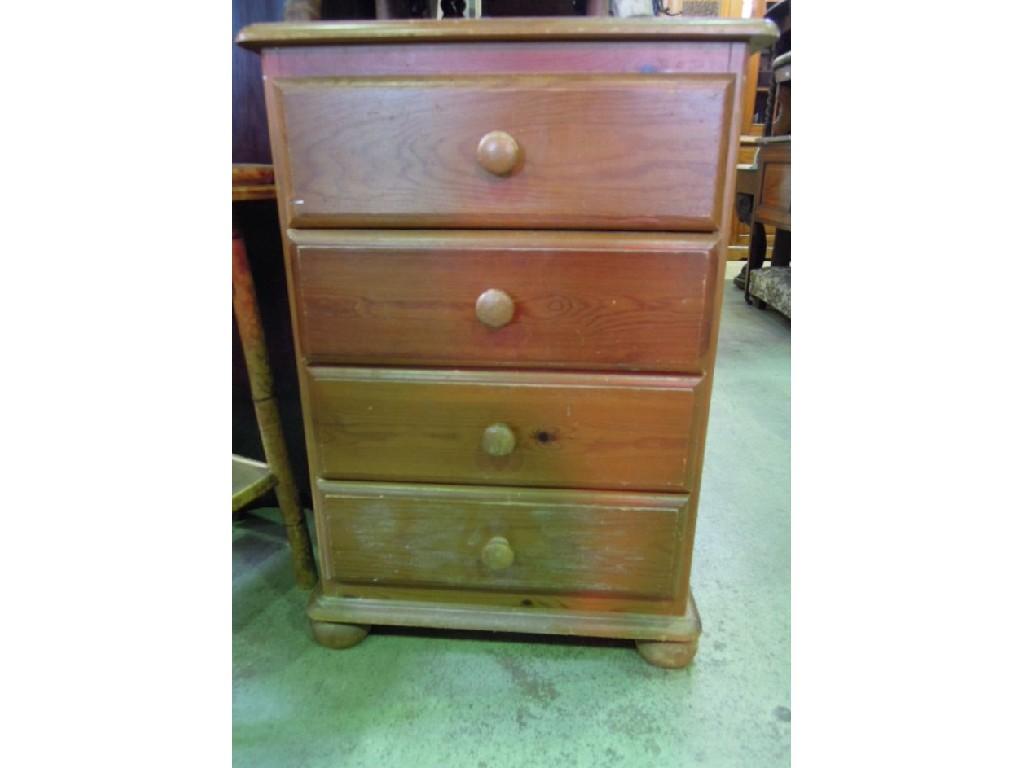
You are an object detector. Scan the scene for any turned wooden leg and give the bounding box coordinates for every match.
[635,638,699,669]
[310,620,370,650]
[232,227,317,589]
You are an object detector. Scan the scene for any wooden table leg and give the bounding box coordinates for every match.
[232,227,317,589]
[745,220,768,306]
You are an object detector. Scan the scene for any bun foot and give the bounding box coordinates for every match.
[636,638,699,669]
[310,620,369,650]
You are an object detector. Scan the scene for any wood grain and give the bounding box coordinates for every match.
[756,139,791,228]
[260,41,736,79]
[308,581,702,642]
[271,74,732,231]
[317,581,680,615]
[238,18,780,49]
[318,481,688,600]
[307,367,704,492]
[665,41,748,614]
[289,229,718,373]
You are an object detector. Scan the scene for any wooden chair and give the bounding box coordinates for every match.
[232,164,317,588]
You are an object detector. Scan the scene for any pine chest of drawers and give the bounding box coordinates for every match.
[239,18,776,668]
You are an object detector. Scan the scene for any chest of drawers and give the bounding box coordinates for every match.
[239,18,776,669]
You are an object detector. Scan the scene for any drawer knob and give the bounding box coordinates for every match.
[481,536,515,571]
[481,422,516,457]
[475,288,515,328]
[476,131,521,176]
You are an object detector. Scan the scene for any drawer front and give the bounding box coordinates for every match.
[291,231,717,372]
[319,481,687,600]
[270,74,732,231]
[308,367,703,492]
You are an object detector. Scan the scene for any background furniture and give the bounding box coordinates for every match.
[744,136,790,314]
[734,0,789,305]
[770,50,790,135]
[743,42,791,316]
[730,0,788,260]
[724,0,772,261]
[233,164,317,588]
[761,0,790,136]
[239,17,775,667]
[730,134,774,260]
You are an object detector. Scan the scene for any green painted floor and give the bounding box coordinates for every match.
[233,267,791,767]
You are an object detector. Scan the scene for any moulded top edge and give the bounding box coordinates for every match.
[237,18,779,52]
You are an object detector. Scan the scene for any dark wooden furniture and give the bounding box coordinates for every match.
[238,17,776,668]
[729,134,771,260]
[744,49,790,313]
[232,164,317,587]
[761,0,790,136]
[732,1,787,265]
[743,137,790,309]
[770,51,790,135]
[733,0,789,263]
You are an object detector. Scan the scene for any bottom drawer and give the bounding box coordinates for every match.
[318,481,688,601]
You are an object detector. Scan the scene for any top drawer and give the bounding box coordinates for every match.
[268,74,733,231]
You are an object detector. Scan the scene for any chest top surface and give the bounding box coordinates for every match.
[237,17,778,50]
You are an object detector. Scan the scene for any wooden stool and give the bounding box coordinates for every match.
[232,164,316,588]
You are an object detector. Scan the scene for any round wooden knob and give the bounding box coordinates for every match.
[475,288,515,328]
[476,131,521,176]
[481,536,515,571]
[481,423,516,457]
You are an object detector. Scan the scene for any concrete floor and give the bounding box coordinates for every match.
[233,265,791,767]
